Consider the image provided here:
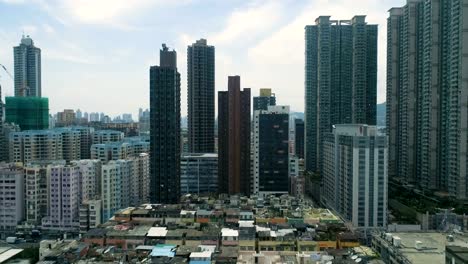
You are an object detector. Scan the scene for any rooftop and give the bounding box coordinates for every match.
[378,232,468,264]
[147,227,168,237]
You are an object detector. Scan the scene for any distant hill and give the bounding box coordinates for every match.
[290,112,304,120]
[377,102,386,126]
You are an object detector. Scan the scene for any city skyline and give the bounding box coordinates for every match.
[0,0,401,118]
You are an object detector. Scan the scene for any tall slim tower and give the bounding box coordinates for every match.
[387,0,468,200]
[304,16,377,172]
[14,35,41,97]
[149,44,181,204]
[0,83,5,162]
[218,76,251,195]
[187,39,215,153]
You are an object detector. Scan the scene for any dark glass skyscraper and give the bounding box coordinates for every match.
[218,76,251,195]
[187,39,215,153]
[253,88,276,111]
[252,106,289,196]
[14,35,41,97]
[294,118,304,159]
[149,44,181,204]
[305,16,377,172]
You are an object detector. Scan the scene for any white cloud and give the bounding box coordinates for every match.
[0,0,25,4]
[21,25,38,35]
[42,23,55,34]
[245,0,400,108]
[210,0,284,46]
[34,0,192,30]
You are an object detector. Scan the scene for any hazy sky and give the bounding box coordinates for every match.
[0,0,404,118]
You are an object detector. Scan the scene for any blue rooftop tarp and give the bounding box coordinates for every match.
[150,244,177,258]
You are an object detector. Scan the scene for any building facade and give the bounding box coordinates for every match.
[218,76,251,195]
[24,165,48,225]
[305,16,377,172]
[56,109,76,127]
[92,130,124,144]
[322,124,387,228]
[71,159,102,203]
[0,164,24,238]
[252,106,290,196]
[187,39,215,153]
[181,153,218,195]
[387,0,468,199]
[294,119,305,159]
[42,164,80,231]
[14,35,41,97]
[79,200,102,234]
[9,127,93,163]
[253,88,276,111]
[9,130,63,163]
[149,44,181,204]
[0,83,5,162]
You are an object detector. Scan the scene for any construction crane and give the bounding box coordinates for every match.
[0,64,13,80]
[0,63,14,98]
[0,63,29,97]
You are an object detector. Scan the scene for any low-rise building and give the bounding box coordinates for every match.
[79,200,102,233]
[372,231,468,264]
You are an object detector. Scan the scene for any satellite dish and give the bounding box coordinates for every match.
[351,255,358,260]
[356,258,362,263]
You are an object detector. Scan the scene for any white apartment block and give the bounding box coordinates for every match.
[9,130,63,163]
[42,164,80,231]
[0,164,24,238]
[101,155,149,221]
[71,159,102,203]
[322,124,388,228]
[92,130,124,144]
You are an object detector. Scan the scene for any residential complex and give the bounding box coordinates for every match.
[305,16,377,172]
[187,39,215,153]
[218,76,251,195]
[91,130,124,144]
[387,0,468,199]
[322,124,387,228]
[9,127,94,163]
[149,44,181,204]
[9,130,63,163]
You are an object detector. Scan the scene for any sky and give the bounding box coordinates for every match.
[0,0,404,118]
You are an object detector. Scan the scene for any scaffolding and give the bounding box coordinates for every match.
[5,96,49,130]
